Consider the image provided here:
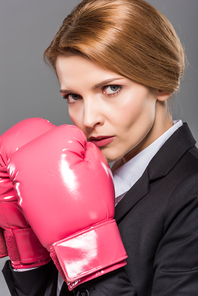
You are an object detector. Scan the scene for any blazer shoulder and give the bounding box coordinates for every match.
[179,145,198,174]
[165,163,198,224]
[188,145,198,161]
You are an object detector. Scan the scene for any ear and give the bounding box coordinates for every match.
[156,90,172,102]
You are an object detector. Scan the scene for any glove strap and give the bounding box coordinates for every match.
[0,228,8,258]
[51,219,127,290]
[4,228,50,269]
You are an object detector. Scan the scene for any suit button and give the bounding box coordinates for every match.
[78,288,89,296]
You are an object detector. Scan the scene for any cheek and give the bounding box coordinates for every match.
[116,96,156,147]
[68,107,80,127]
[114,98,146,129]
[128,96,155,125]
[68,106,87,135]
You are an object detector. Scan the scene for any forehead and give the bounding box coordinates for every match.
[55,55,123,87]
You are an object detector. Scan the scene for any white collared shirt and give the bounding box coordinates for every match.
[113,120,183,205]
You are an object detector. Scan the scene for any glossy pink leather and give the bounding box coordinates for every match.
[0,118,55,268]
[8,125,127,289]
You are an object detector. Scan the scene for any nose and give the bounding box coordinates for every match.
[83,97,105,129]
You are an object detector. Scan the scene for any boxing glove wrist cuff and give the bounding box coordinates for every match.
[0,228,8,258]
[4,228,50,269]
[50,219,127,290]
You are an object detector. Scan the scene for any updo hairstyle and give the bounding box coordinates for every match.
[44,0,185,93]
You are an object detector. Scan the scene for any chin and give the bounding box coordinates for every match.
[100,150,121,164]
[100,153,113,163]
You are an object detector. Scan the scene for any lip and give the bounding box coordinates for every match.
[88,136,115,147]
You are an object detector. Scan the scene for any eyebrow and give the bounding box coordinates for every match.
[93,77,124,89]
[60,77,124,94]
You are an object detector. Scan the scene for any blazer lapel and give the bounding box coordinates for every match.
[148,123,196,181]
[115,167,150,223]
[115,123,196,224]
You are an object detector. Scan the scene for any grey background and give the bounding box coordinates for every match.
[0,0,197,295]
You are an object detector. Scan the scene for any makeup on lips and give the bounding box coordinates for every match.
[89,136,115,147]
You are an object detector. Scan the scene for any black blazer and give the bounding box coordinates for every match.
[3,123,198,296]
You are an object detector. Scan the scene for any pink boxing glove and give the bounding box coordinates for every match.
[0,118,55,268]
[8,124,127,290]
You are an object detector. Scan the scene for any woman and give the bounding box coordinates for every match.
[2,0,198,295]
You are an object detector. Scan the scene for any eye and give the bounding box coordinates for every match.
[103,85,122,96]
[62,93,82,104]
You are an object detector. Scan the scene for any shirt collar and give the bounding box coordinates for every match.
[112,120,183,199]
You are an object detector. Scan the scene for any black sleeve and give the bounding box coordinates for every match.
[2,260,58,296]
[73,268,137,296]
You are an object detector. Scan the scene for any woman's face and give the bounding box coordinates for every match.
[56,55,172,163]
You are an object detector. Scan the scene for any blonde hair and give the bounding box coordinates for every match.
[44,0,185,93]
